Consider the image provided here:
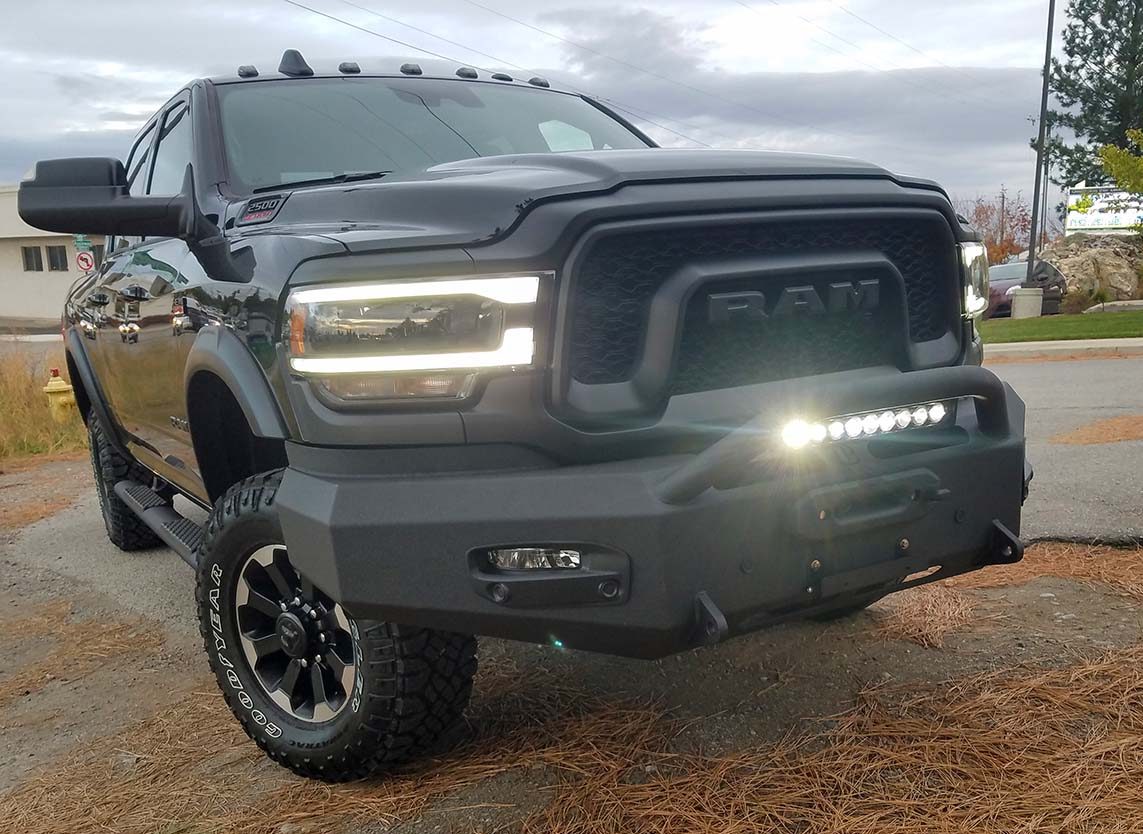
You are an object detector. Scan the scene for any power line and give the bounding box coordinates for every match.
[452,0,916,155]
[285,0,715,147]
[734,0,1013,114]
[333,0,714,145]
[828,1,1008,92]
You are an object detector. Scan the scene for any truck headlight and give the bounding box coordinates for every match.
[284,273,548,401]
[959,243,989,319]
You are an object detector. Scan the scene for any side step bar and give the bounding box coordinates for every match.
[113,480,203,568]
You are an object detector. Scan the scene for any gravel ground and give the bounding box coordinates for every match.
[1,353,1141,831]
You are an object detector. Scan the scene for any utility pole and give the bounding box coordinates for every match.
[999,186,1007,244]
[1027,0,1057,281]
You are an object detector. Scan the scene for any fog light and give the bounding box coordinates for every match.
[927,402,948,423]
[489,548,581,570]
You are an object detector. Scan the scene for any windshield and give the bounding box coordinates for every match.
[989,263,1026,280]
[216,77,651,193]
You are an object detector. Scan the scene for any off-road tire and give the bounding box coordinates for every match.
[88,416,164,550]
[196,470,477,782]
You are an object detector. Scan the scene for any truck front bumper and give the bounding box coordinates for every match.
[278,366,1027,659]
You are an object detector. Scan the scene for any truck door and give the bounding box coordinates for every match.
[107,96,208,497]
[84,119,156,419]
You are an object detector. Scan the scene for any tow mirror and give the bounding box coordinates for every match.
[17,157,186,239]
[19,159,253,283]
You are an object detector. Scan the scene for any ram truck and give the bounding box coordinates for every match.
[18,49,1030,782]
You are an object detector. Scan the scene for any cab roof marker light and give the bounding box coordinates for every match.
[289,275,540,306]
[290,327,534,375]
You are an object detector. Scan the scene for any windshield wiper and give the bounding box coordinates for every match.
[252,170,392,193]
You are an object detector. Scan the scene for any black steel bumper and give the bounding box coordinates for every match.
[278,365,1027,659]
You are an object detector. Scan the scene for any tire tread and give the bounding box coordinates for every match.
[195,470,476,782]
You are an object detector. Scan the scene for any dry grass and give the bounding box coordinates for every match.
[1050,414,1143,445]
[0,600,163,708]
[0,658,668,834]
[870,584,979,648]
[871,541,1143,649]
[517,645,1143,834]
[0,351,86,461]
[954,540,1143,600]
[6,545,1143,833]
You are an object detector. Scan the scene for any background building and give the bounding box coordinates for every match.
[0,184,104,332]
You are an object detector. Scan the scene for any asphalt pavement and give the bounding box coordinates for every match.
[993,356,1143,541]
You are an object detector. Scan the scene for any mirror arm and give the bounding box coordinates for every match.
[178,165,254,284]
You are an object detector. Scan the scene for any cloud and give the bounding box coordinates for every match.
[0,0,1055,202]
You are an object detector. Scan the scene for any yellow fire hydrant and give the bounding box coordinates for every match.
[43,367,77,424]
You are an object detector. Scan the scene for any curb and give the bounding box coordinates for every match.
[984,337,1143,360]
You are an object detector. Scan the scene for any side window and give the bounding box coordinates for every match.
[147,102,192,197]
[113,122,157,252]
[126,123,156,197]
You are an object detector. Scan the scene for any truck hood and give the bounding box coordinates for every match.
[231,149,937,253]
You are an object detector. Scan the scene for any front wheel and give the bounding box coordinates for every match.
[196,471,477,781]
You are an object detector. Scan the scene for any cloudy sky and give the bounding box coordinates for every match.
[1,0,1062,205]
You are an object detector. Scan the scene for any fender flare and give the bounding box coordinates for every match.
[184,326,289,440]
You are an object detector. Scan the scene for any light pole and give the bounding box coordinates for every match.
[1027,0,1057,280]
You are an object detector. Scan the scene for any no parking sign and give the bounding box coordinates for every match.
[76,251,95,272]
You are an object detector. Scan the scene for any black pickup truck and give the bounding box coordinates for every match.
[19,50,1029,782]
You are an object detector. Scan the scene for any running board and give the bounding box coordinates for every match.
[113,480,203,568]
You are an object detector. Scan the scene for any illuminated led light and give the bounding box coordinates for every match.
[810,423,828,443]
[290,327,535,374]
[828,421,846,440]
[895,409,912,429]
[845,417,863,438]
[862,414,880,435]
[927,402,947,423]
[912,406,929,426]
[289,275,540,305]
[878,411,896,432]
[781,419,814,449]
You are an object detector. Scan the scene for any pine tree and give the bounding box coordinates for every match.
[1048,0,1143,188]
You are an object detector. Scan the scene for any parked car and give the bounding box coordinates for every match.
[985,260,1067,318]
[18,50,1031,783]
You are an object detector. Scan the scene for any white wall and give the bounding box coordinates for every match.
[0,186,104,326]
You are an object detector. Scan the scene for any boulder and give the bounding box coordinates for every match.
[1037,233,1143,300]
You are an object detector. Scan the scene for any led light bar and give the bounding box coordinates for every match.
[290,327,535,375]
[781,401,952,449]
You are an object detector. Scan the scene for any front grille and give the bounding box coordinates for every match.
[568,217,952,391]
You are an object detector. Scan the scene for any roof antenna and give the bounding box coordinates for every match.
[278,49,314,77]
